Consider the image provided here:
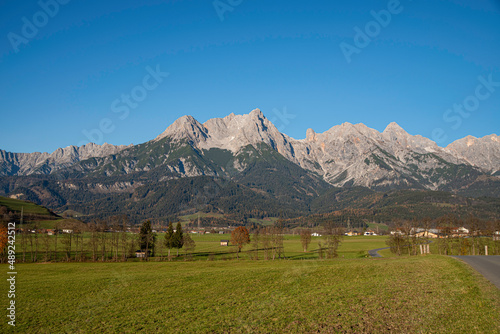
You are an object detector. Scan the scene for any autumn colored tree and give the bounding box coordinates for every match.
[300,229,312,252]
[231,226,250,259]
[0,225,7,262]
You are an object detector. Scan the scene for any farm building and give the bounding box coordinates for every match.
[220,240,230,246]
[414,231,439,238]
[135,250,150,258]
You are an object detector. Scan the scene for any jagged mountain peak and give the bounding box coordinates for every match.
[323,122,371,136]
[382,122,410,141]
[155,115,207,142]
[489,134,500,142]
[249,108,264,118]
[153,109,287,154]
[445,133,500,173]
[384,121,405,132]
[0,142,130,176]
[447,134,500,149]
[306,128,317,142]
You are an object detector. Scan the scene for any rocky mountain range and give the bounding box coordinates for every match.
[0,142,130,176]
[4,109,499,183]
[0,109,499,222]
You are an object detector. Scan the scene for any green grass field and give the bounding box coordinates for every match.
[186,235,388,260]
[0,196,54,216]
[177,212,279,227]
[366,222,389,232]
[16,233,389,262]
[1,256,499,333]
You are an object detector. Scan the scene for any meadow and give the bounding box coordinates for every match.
[1,256,499,333]
[2,235,500,333]
[186,235,388,260]
[14,232,389,262]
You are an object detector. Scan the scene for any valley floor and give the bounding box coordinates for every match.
[1,256,499,333]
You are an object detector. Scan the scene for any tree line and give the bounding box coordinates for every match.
[0,217,198,263]
[386,215,500,256]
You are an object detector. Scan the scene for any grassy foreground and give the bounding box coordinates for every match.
[2,256,500,333]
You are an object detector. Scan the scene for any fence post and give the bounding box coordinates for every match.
[485,245,488,256]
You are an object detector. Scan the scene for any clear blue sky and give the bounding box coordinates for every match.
[1,0,499,153]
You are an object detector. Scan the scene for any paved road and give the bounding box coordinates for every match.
[368,247,389,258]
[452,256,500,289]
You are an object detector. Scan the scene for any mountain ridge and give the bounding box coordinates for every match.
[1,109,499,192]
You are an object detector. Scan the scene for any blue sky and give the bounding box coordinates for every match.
[0,0,499,153]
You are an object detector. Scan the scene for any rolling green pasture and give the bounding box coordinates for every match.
[1,256,499,333]
[177,212,279,226]
[0,196,53,216]
[27,219,77,230]
[16,234,388,262]
[187,235,388,260]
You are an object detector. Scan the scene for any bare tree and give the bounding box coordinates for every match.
[53,223,59,262]
[300,229,312,253]
[61,231,72,262]
[21,225,28,262]
[250,227,260,260]
[42,231,51,262]
[33,223,39,262]
[182,233,196,260]
[99,221,108,262]
[323,221,343,259]
[89,221,99,262]
[120,231,129,262]
[387,220,405,256]
[73,223,82,262]
[112,220,120,262]
[466,215,481,256]
[28,226,34,262]
[261,227,271,260]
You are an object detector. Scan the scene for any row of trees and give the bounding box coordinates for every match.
[386,217,500,256]
[0,217,346,262]
[0,217,199,263]
[229,221,344,261]
[138,221,196,261]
